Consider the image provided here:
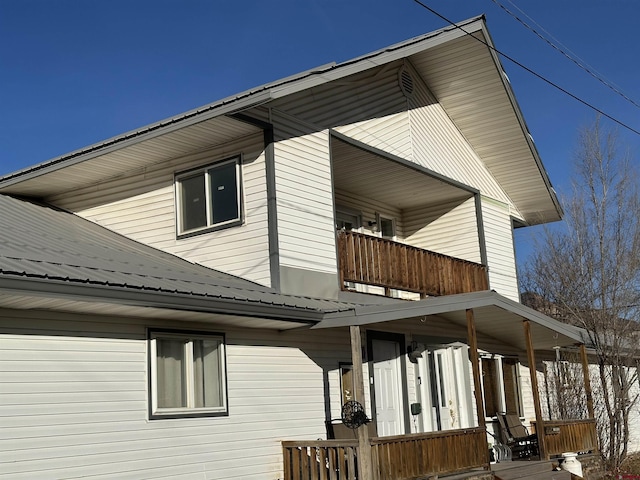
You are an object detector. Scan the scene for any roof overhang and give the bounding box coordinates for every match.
[0,16,561,225]
[0,275,327,330]
[313,290,586,352]
[0,271,586,351]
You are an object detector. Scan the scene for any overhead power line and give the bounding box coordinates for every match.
[491,0,640,111]
[411,0,640,137]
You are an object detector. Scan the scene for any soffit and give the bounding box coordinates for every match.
[332,137,473,209]
[0,115,262,198]
[0,294,310,330]
[407,32,561,225]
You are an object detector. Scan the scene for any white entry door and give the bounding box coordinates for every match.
[372,339,404,436]
[416,345,472,432]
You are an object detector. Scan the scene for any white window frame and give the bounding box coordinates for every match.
[376,213,396,240]
[175,156,242,238]
[149,329,228,419]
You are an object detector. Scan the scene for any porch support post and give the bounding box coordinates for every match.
[350,325,373,480]
[523,319,547,460]
[580,343,595,420]
[466,309,486,428]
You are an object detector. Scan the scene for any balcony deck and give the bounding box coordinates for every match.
[337,230,488,297]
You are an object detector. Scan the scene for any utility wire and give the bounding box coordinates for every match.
[412,0,640,137]
[491,0,640,110]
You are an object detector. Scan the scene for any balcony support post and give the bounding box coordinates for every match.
[350,325,373,480]
[524,319,547,460]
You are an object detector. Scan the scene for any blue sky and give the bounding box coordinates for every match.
[1,0,639,262]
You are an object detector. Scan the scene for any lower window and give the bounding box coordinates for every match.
[149,329,227,418]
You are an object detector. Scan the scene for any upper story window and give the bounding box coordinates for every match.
[175,156,242,237]
[377,214,396,240]
[149,329,227,419]
[336,206,362,232]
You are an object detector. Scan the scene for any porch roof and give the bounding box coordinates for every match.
[313,290,586,351]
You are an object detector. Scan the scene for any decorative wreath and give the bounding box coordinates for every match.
[341,400,369,429]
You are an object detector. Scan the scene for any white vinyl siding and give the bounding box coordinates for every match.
[403,197,482,263]
[0,309,356,480]
[273,59,517,209]
[273,113,336,273]
[481,197,519,300]
[48,133,271,287]
[269,60,521,278]
[271,60,411,160]
[406,62,514,206]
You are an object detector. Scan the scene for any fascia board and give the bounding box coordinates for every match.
[0,276,323,324]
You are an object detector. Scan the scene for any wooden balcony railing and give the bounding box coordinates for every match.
[540,419,598,457]
[282,428,489,480]
[337,230,488,297]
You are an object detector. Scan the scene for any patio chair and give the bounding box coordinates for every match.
[496,413,539,459]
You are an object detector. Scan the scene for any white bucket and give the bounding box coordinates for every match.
[561,452,583,478]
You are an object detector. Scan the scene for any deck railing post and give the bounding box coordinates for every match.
[350,325,373,480]
[523,319,547,460]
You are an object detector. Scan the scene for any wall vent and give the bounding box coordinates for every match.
[399,68,414,98]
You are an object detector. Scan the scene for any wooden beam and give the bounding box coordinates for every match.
[523,320,547,460]
[350,326,373,480]
[580,343,595,421]
[466,309,486,428]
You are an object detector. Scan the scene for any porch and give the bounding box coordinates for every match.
[283,427,488,480]
[282,420,597,480]
[281,291,596,480]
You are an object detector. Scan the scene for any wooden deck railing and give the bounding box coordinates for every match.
[541,419,598,457]
[282,428,489,480]
[337,231,488,297]
[282,440,358,480]
[371,428,489,479]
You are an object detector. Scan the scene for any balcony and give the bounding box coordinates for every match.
[337,230,489,297]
